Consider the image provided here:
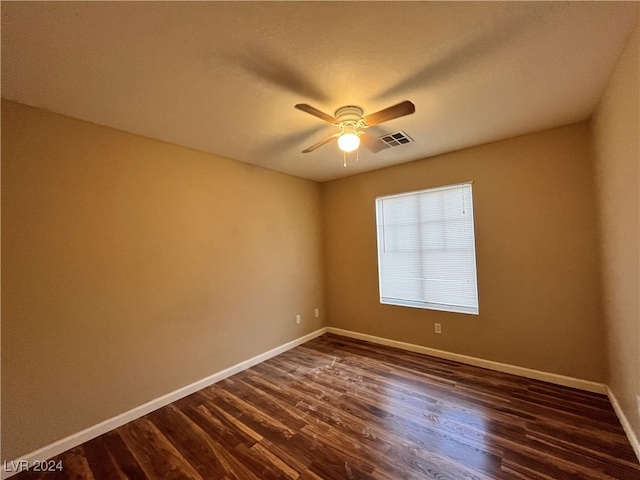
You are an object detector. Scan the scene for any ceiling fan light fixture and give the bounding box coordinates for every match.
[338,132,360,152]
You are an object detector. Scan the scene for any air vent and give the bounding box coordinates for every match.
[379,131,413,147]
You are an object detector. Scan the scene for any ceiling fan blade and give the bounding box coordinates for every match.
[295,104,338,124]
[302,133,341,153]
[362,100,415,126]
[360,132,390,154]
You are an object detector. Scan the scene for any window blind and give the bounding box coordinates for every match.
[375,183,479,315]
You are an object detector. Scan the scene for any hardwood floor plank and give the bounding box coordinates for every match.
[146,405,231,479]
[81,436,128,480]
[502,447,618,480]
[179,404,263,480]
[60,447,95,480]
[99,432,148,480]
[181,392,259,449]
[522,434,640,479]
[9,333,639,480]
[118,418,203,480]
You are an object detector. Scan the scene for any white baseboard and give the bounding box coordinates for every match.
[7,326,634,479]
[607,387,640,463]
[1,327,328,480]
[327,327,608,394]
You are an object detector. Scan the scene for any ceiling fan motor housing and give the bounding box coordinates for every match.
[334,106,364,124]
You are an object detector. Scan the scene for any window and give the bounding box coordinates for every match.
[375,182,479,315]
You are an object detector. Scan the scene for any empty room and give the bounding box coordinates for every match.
[1,2,639,479]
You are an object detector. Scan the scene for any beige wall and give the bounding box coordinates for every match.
[591,14,640,445]
[1,100,325,460]
[322,122,607,382]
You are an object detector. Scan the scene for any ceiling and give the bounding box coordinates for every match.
[2,2,638,182]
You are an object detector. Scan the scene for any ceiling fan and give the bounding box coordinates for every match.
[295,100,415,155]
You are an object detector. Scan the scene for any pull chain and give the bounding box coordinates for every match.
[342,147,360,167]
[462,185,466,214]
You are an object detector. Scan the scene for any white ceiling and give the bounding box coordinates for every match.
[2,2,638,182]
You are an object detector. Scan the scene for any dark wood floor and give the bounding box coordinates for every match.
[11,333,640,479]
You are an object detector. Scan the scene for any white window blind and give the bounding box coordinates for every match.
[375,183,479,315]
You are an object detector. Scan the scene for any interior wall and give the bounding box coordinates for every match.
[0,100,325,460]
[591,13,640,445]
[322,122,606,382]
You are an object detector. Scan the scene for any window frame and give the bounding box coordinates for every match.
[375,182,479,315]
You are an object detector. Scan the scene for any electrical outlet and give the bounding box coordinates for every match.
[435,323,441,334]
[296,314,301,324]
[314,308,320,318]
